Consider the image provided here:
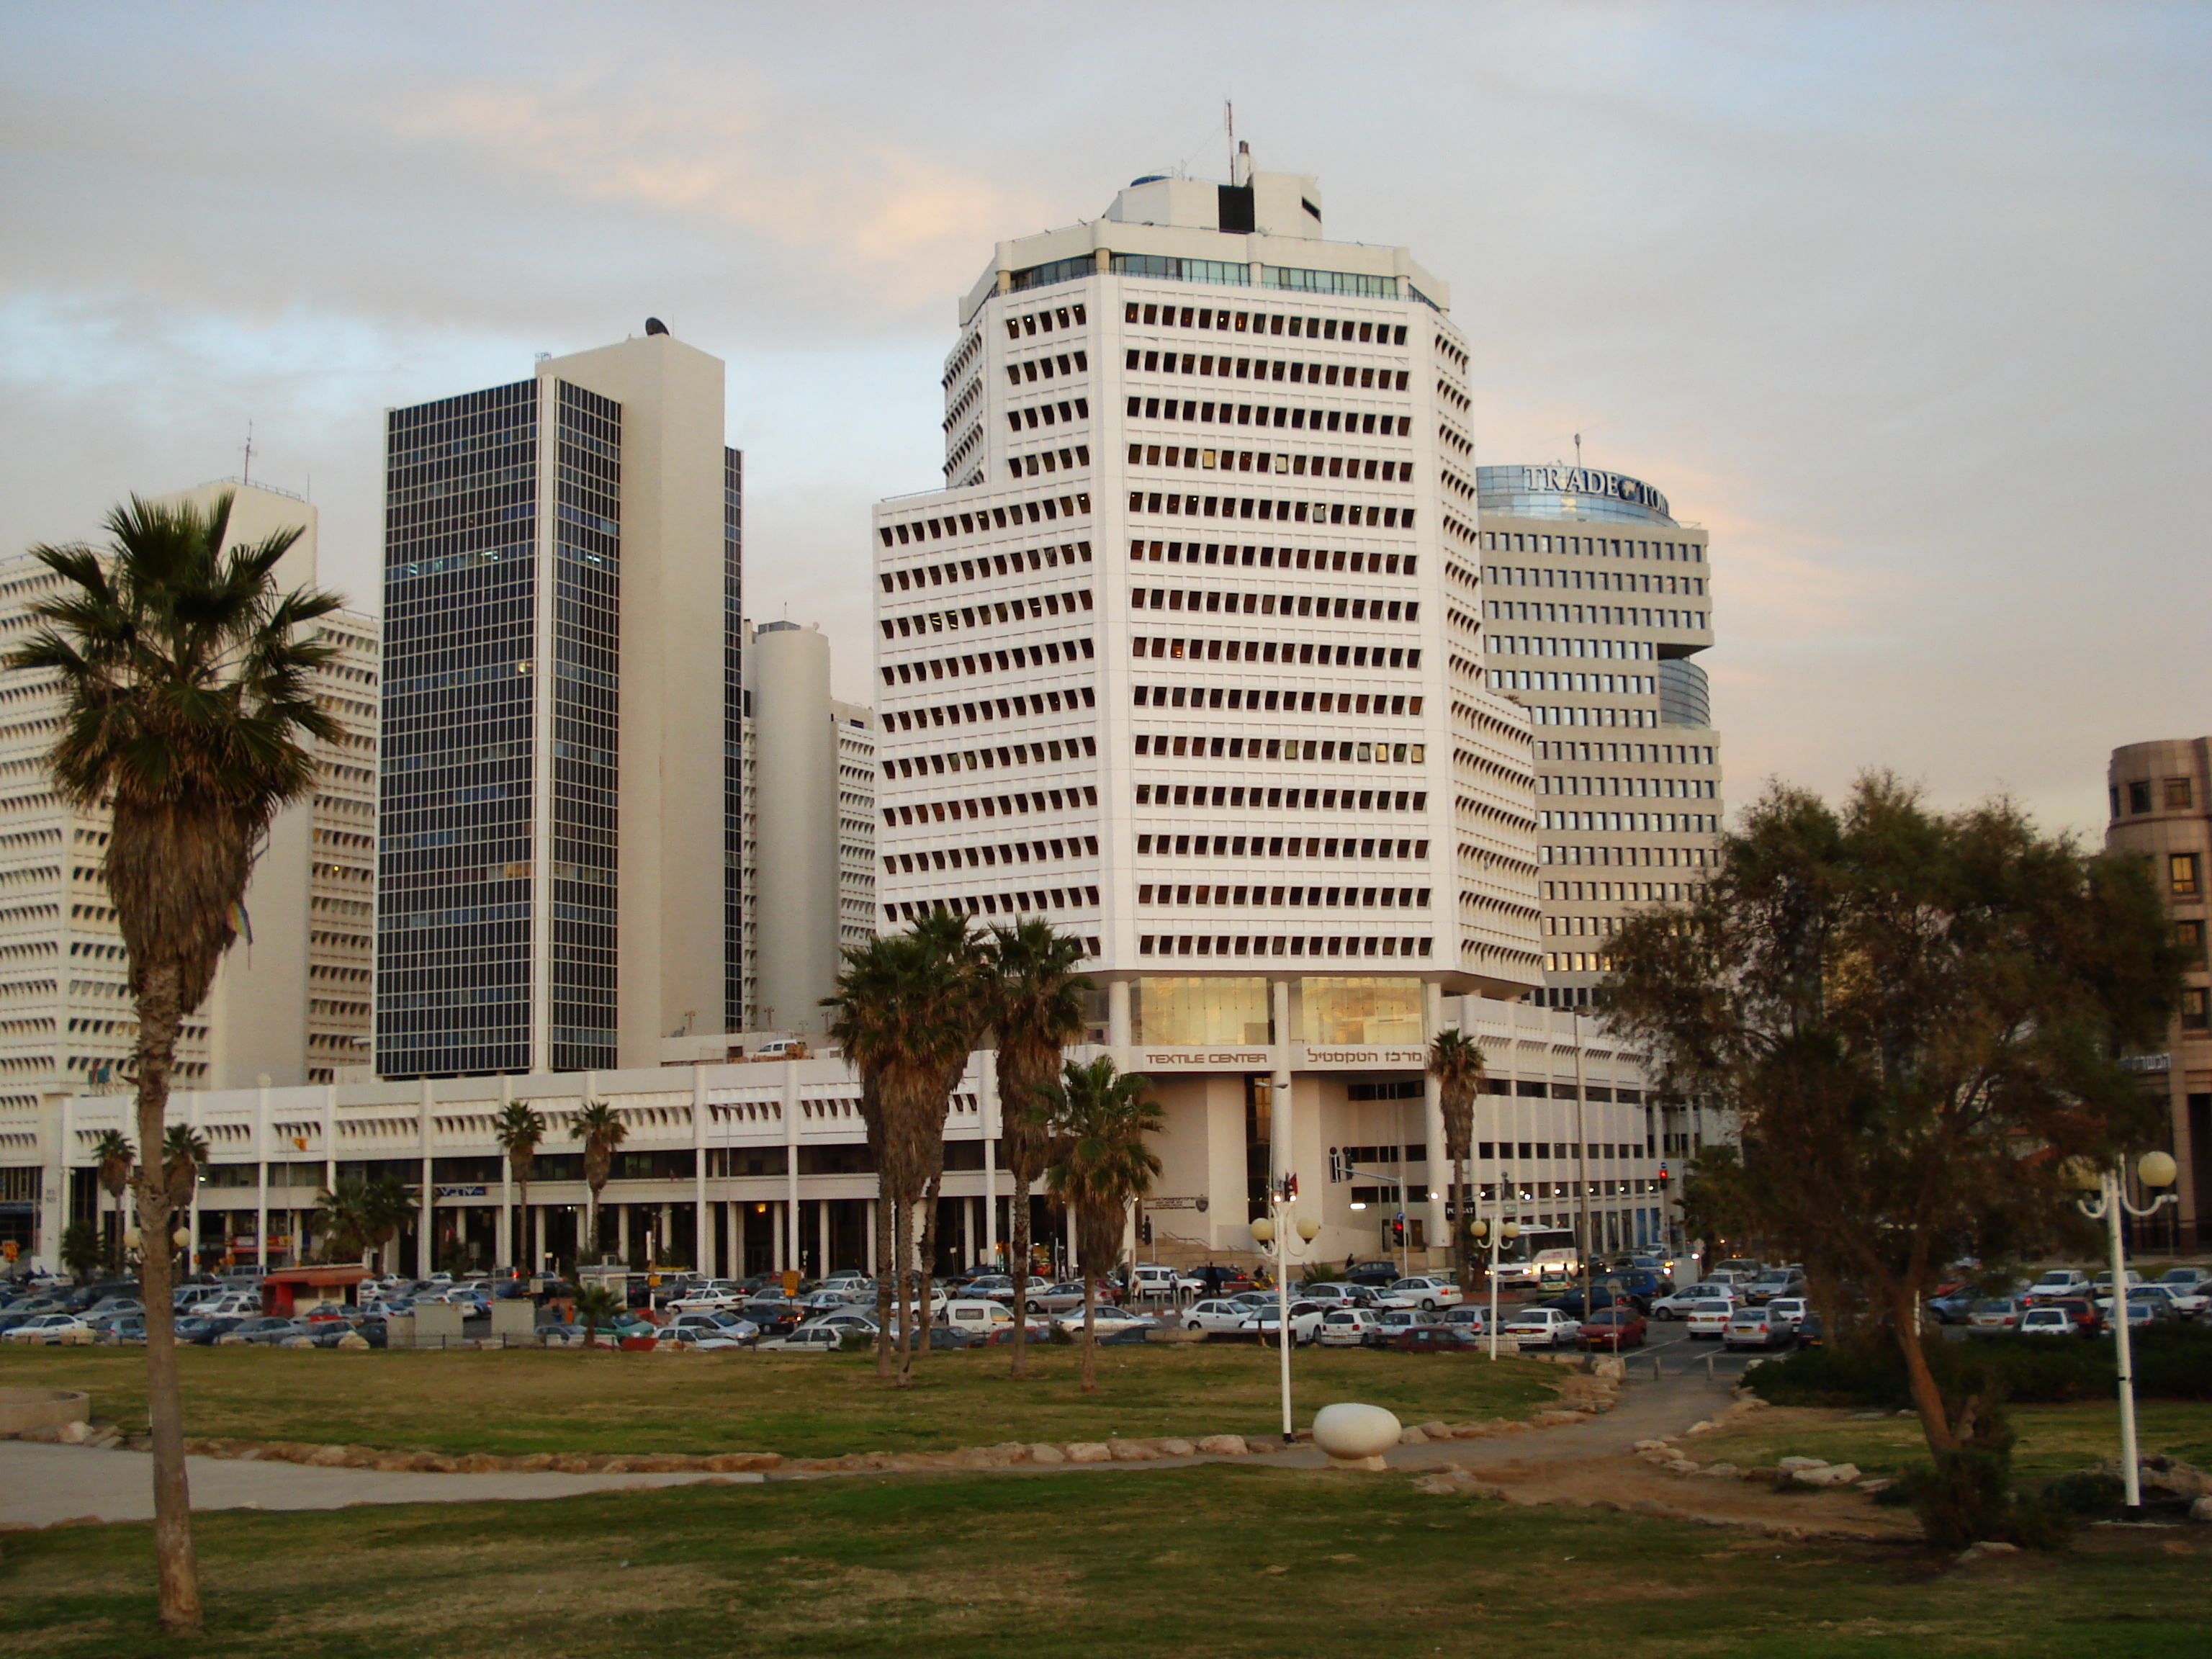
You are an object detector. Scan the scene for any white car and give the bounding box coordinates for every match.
[657,1326,748,1351]
[667,1284,747,1313]
[1652,1283,1734,1320]
[2025,1269,2091,1301]
[1684,1300,1735,1339]
[1316,1308,1382,1346]
[2017,1306,2077,1338]
[1501,1307,1578,1348]
[1183,1298,1254,1334]
[1378,1277,1463,1312]
[940,1299,1014,1336]
[755,1326,843,1353]
[1238,1300,1326,1346]
[1439,1305,1493,1334]
[1,1314,91,1344]
[1763,1297,1809,1334]
[1128,1264,1202,1299]
[667,1311,758,1344]
[801,1309,880,1336]
[1056,1305,1152,1337]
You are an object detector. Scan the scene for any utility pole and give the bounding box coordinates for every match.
[1573,1010,1593,1323]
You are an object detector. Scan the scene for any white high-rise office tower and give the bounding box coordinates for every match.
[0,480,376,1269]
[377,326,742,1078]
[871,152,1546,1252]
[1475,465,1722,1010]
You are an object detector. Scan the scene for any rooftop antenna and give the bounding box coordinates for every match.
[1226,99,1234,179]
[1573,433,1582,472]
[241,421,254,485]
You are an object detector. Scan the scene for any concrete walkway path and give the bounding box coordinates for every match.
[0,1369,1740,1528]
[0,1442,732,1529]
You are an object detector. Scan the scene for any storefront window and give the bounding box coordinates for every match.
[1133,977,1272,1045]
[1300,978,1424,1045]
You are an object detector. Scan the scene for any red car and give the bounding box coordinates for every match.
[1578,1308,1648,1350]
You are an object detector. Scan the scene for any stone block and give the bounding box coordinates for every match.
[1156,1438,1195,1457]
[1792,1462,1860,1487]
[1064,1442,1112,1464]
[1196,1435,1247,1456]
[305,1444,351,1467]
[1107,1439,1157,1462]
[1398,1426,1428,1445]
[1777,1456,1829,1473]
[1028,1443,1066,1465]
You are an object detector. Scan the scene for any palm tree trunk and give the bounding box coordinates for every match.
[893,1198,916,1388]
[132,961,202,1634]
[1080,1270,1097,1393]
[912,1172,943,1371]
[1008,1173,1033,1379]
[872,1190,895,1381]
[516,1174,531,1275]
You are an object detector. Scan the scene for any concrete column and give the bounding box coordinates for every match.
[817,1200,830,1275]
[783,1058,801,1274]
[1107,979,1132,1056]
[496,1075,513,1272]
[322,1084,336,1263]
[691,1068,709,1276]
[772,1203,786,1274]
[416,1077,433,1277]
[617,1202,631,1264]
[979,1048,999,1262]
[1423,982,1447,1260]
[253,1074,269,1274]
[961,1195,975,1266]
[724,1202,738,1280]
[866,1199,879,1274]
[751,623,838,1043]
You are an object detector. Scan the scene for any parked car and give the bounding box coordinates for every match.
[1236,1301,1325,1346]
[2118,1282,2206,1319]
[2107,1294,2175,1333]
[2023,1268,2092,1303]
[2090,1269,2144,1295]
[233,1317,313,1346]
[1,1314,92,1344]
[1128,1264,1202,1300]
[1550,1285,1649,1319]
[1579,1308,1649,1350]
[2154,1266,2211,1298]
[2016,1305,2077,1339]
[1439,1305,1493,1334]
[1966,1297,2026,1336]
[1020,1281,1092,1315]
[1058,1305,1153,1339]
[668,1311,759,1344]
[1740,1272,1805,1307]
[667,1283,748,1313]
[1763,1297,1809,1334]
[1501,1307,1578,1349]
[311,1316,387,1349]
[941,1299,1015,1338]
[1722,1308,1786,1350]
[1316,1308,1383,1347]
[1653,1283,1733,1320]
[1393,1324,1483,1354]
[1179,1298,1251,1335]
[1928,1287,1982,1325]
[1378,1277,1462,1312]
[1295,1282,1370,1308]
[1684,1300,1735,1340]
[1363,1307,1431,1347]
[656,1325,747,1351]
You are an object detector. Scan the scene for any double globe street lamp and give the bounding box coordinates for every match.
[1467,1169,1519,1360]
[2069,1150,2179,1517]
[1250,1179,1321,1444]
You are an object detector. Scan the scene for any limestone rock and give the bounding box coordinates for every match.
[1632,1439,1673,1452]
[1107,1439,1157,1462]
[703,1452,782,1473]
[1699,1462,1740,1478]
[1064,1442,1112,1464]
[336,1334,369,1349]
[1196,1435,1247,1456]
[1777,1456,1829,1473]
[1417,1421,1452,1440]
[509,1452,556,1472]
[457,1453,502,1473]
[284,1336,316,1349]
[1793,1462,1861,1488]
[55,1421,93,1445]
[2191,1496,2212,1524]
[1398,1426,1429,1446]
[1156,1438,1195,1457]
[305,1444,351,1467]
[1956,1540,2020,1563]
[1028,1443,1066,1465]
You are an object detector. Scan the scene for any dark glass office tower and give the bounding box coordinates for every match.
[377,331,741,1077]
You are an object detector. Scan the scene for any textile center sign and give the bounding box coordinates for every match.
[1504,464,1668,520]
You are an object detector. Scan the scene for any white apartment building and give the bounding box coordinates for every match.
[0,480,377,1268]
[1475,464,1724,1010]
[858,154,1685,1266]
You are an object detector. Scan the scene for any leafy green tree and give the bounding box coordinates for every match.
[6,490,342,1635]
[1603,774,2185,1538]
[1676,1145,1755,1259]
[570,1102,627,1265]
[493,1102,547,1271]
[1041,1057,1163,1393]
[60,1218,103,1280]
[92,1130,135,1272]
[1426,1030,1486,1294]
[981,918,1090,1378]
[161,1124,209,1212]
[313,1179,372,1264]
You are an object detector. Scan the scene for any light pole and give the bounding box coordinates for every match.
[2072,1151,2178,1517]
[1343,1161,1411,1277]
[1249,1177,1320,1444]
[1467,1168,1519,1360]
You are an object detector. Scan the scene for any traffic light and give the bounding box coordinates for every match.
[1657,1163,1671,1190]
[1140,1218,1153,1246]
[1280,1172,1299,1202]
[1328,1146,1344,1182]
[1389,1215,1406,1246]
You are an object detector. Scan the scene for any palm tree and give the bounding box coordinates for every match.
[492,1102,547,1272]
[823,917,984,1386]
[571,1282,624,1350]
[1041,1057,1163,1393]
[981,920,1090,1379]
[313,1179,373,1264]
[161,1124,210,1213]
[1428,1029,1487,1295]
[92,1130,134,1272]
[571,1101,627,1267]
[7,489,343,1634]
[360,1174,416,1274]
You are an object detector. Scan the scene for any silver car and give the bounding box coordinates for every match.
[1501,1308,1578,1348]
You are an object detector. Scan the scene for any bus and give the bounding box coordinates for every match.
[1495,1228,1579,1287]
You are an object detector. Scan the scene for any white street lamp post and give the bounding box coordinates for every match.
[1249,1182,1321,1444]
[1467,1167,1519,1361]
[2072,1151,2178,1516]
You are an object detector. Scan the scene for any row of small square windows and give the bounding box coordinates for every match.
[1130,396,1412,436]
[1133,783,1429,814]
[1131,541,1416,574]
[886,836,1097,874]
[1139,935,1432,959]
[1140,834,1430,862]
[881,542,1092,591]
[1138,883,1431,911]
[884,688,1096,732]
[1133,637,1421,673]
[881,786,1100,828]
[881,504,1089,547]
[1125,302,1408,345]
[885,889,1097,922]
[1130,490,1415,531]
[879,635,1096,686]
[1135,734,1426,766]
[1132,444,1413,484]
[1136,687,1422,717]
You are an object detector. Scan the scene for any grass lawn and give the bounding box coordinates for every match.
[3,1464,2203,1658]
[0,1343,1558,1458]
[1686,1401,2212,1487]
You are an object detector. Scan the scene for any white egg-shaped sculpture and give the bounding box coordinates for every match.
[1312,1401,1403,1470]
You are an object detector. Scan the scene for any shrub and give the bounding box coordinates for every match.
[2041,1470,2126,1517]
[1745,1323,2212,1409]
[1895,1451,2074,1551]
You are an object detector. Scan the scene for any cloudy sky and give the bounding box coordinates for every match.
[2,1,2203,837]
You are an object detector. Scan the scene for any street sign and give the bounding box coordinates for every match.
[1146,1195,1210,1212]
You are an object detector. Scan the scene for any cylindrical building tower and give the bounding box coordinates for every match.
[750,622,838,1038]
